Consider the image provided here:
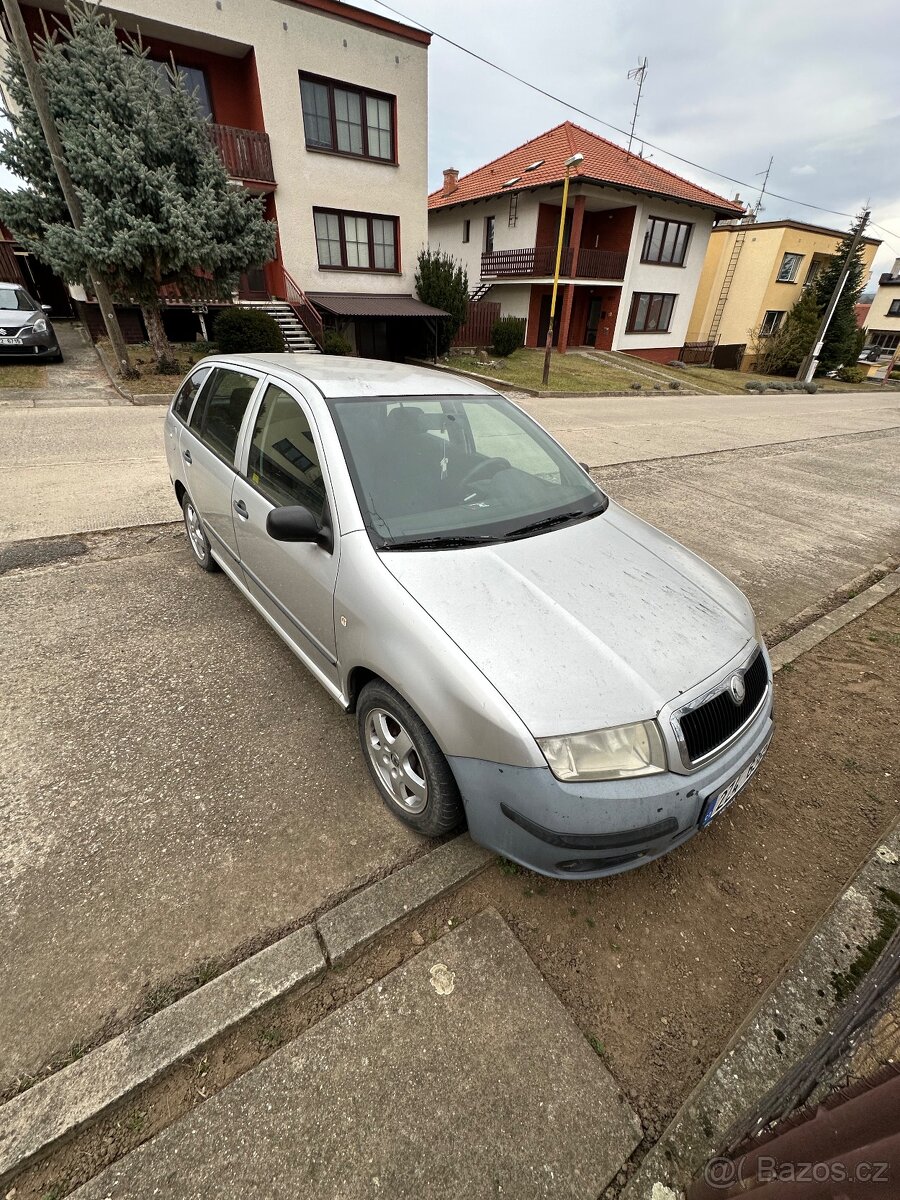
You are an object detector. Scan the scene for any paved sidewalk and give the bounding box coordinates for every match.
[72,909,642,1200]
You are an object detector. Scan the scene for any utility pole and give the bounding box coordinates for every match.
[796,210,870,383]
[626,58,647,157]
[1,0,134,375]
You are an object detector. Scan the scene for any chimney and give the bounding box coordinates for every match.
[442,167,459,196]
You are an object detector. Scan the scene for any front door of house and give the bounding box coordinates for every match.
[238,266,269,300]
[585,298,604,346]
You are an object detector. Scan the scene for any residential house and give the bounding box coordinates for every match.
[6,0,440,356]
[861,258,900,372]
[427,121,744,361]
[688,219,881,371]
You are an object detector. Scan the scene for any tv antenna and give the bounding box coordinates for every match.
[626,57,648,156]
[752,156,774,219]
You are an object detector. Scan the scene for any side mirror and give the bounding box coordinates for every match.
[266,505,333,553]
[41,304,52,314]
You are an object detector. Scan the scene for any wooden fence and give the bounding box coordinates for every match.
[452,300,501,348]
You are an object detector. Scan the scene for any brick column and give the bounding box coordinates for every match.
[557,194,585,354]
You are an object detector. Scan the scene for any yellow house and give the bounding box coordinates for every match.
[687,219,881,370]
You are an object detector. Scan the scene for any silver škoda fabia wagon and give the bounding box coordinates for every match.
[165,356,774,879]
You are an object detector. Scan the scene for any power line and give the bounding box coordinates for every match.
[370,0,900,253]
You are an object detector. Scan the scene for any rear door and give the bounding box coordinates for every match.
[182,365,264,565]
[232,377,340,688]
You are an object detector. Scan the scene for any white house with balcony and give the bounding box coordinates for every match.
[427,122,744,361]
[9,0,441,356]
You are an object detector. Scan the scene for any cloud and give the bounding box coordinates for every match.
[790,164,817,176]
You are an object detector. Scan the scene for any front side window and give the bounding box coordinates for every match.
[193,368,259,461]
[627,292,676,333]
[299,74,395,161]
[777,252,804,282]
[313,209,398,272]
[173,365,212,423]
[759,310,785,336]
[328,394,607,548]
[642,217,692,265]
[246,383,327,516]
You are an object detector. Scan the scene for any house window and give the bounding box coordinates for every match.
[484,215,495,254]
[299,74,396,162]
[462,219,470,244]
[151,61,213,120]
[759,310,785,336]
[508,194,518,227]
[888,299,900,317]
[313,208,399,272]
[776,252,804,283]
[642,217,692,266]
[627,292,676,333]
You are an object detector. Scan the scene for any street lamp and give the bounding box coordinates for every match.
[542,151,584,387]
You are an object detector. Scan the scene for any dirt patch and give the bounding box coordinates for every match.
[9,590,900,1198]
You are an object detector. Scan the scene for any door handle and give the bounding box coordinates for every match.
[233,499,249,520]
[182,449,192,464]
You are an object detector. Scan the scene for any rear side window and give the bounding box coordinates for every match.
[246,382,327,516]
[172,366,211,423]
[192,368,259,462]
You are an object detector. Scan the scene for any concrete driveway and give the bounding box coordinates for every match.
[1,388,899,1087]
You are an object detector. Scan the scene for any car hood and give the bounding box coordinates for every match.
[380,501,756,737]
[0,309,39,330]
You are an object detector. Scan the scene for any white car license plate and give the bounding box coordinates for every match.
[0,338,20,345]
[700,732,772,828]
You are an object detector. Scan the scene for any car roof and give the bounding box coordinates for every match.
[0,281,24,288]
[213,353,498,399]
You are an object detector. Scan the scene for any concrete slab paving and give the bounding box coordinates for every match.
[0,545,425,1088]
[70,908,643,1200]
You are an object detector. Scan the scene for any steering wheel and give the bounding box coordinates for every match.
[459,457,511,491]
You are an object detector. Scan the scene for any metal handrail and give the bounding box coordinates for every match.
[282,268,324,349]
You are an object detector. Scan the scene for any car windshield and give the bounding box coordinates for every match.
[0,287,36,311]
[328,394,607,548]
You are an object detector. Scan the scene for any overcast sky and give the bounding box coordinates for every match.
[360,0,900,287]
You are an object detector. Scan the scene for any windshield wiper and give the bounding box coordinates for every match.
[503,508,597,539]
[385,534,498,551]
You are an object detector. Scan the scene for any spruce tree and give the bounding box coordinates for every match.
[812,214,869,375]
[0,4,275,371]
[415,249,468,354]
[770,285,820,375]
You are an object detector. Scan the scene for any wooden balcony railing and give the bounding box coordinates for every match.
[208,123,275,185]
[480,245,627,281]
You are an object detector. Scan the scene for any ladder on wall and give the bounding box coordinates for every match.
[707,228,747,346]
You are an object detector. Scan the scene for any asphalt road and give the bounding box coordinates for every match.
[1,388,899,1087]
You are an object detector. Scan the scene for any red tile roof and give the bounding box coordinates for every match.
[429,121,744,216]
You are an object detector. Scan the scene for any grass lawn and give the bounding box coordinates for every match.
[441,348,900,396]
[98,339,211,392]
[0,363,48,389]
[442,349,645,393]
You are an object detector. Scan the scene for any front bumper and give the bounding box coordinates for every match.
[448,695,774,879]
[0,332,60,357]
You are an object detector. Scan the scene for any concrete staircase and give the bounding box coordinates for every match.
[242,300,320,353]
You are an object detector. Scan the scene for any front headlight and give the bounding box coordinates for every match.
[537,720,667,782]
[32,317,48,334]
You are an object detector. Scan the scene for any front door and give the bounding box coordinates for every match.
[585,298,604,346]
[182,365,263,563]
[238,266,269,300]
[232,378,340,687]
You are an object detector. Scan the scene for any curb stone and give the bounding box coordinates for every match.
[0,925,324,1187]
[317,834,494,965]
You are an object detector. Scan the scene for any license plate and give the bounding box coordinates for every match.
[0,338,20,345]
[700,733,772,828]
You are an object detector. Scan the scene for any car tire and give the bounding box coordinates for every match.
[357,679,464,837]
[182,493,219,573]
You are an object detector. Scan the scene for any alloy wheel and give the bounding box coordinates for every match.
[364,707,429,814]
